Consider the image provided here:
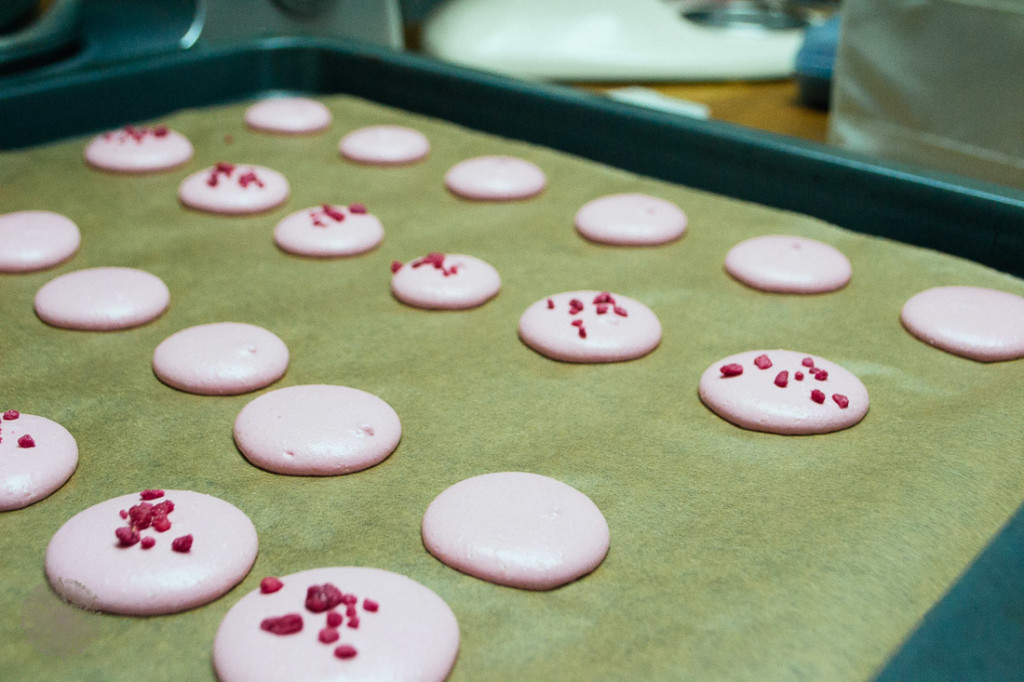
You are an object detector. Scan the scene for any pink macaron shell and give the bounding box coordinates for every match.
[900,285,1024,362]
[518,290,662,363]
[422,472,610,590]
[84,126,193,173]
[0,412,78,511]
[245,97,332,134]
[0,210,81,273]
[178,164,290,215]
[724,235,852,293]
[338,125,430,165]
[45,490,258,615]
[233,385,402,476]
[574,193,687,246]
[698,349,870,435]
[444,155,546,201]
[34,266,170,331]
[390,253,501,309]
[212,566,460,682]
[273,205,384,257]
[153,322,290,395]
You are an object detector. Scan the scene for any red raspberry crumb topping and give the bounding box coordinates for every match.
[802,357,815,368]
[326,611,343,627]
[774,371,789,388]
[363,599,379,612]
[595,304,608,314]
[810,389,826,404]
[832,394,850,409]
[119,509,128,520]
[115,527,140,547]
[334,645,357,660]
[17,434,35,448]
[2,410,19,420]
[319,627,340,644]
[613,306,628,317]
[720,363,743,377]
[390,261,402,273]
[546,298,554,309]
[260,577,284,594]
[578,326,587,339]
[568,299,584,314]
[140,536,156,550]
[341,594,358,607]
[261,613,304,635]
[347,616,360,629]
[753,354,772,370]
[171,534,193,553]
[814,370,829,381]
[139,489,165,500]
[306,583,344,613]
[795,372,804,381]
[348,203,367,214]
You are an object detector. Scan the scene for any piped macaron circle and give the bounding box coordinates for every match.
[274,203,384,257]
[698,349,869,434]
[0,210,81,273]
[212,567,460,682]
[900,285,1024,362]
[724,235,852,294]
[0,411,78,511]
[422,472,610,590]
[390,252,500,309]
[444,155,546,201]
[45,489,258,615]
[518,290,662,363]
[34,266,170,331]
[233,385,402,475]
[574,193,687,246]
[339,125,430,165]
[84,125,193,173]
[153,322,289,395]
[179,163,289,215]
[244,97,332,135]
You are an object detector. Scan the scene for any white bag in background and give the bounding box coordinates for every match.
[828,0,1024,189]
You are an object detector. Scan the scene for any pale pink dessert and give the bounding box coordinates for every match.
[422,472,610,590]
[0,210,80,272]
[212,567,460,682]
[900,285,1024,362]
[518,290,662,363]
[45,489,258,615]
[233,385,402,475]
[390,252,500,309]
[0,410,78,511]
[84,125,193,173]
[153,322,289,395]
[574,193,687,246]
[244,97,332,135]
[274,203,384,257]
[724,235,852,293]
[338,125,430,165]
[698,349,869,434]
[178,163,289,215]
[34,266,170,331]
[444,155,546,200]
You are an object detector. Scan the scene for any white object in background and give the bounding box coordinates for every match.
[606,86,711,119]
[421,0,804,81]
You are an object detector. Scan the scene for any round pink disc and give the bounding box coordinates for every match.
[422,472,610,590]
[518,290,662,363]
[0,210,81,273]
[339,125,430,165]
[45,489,258,615]
[574,193,687,246]
[698,349,870,435]
[0,411,78,511]
[245,97,332,135]
[900,285,1024,362]
[84,125,193,173]
[178,163,290,215]
[724,235,852,293]
[444,155,546,200]
[390,253,501,309]
[213,567,460,682]
[34,266,170,331]
[233,385,402,475]
[274,204,384,257]
[153,322,289,395]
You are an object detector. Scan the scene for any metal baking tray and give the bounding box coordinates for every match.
[1,37,1022,678]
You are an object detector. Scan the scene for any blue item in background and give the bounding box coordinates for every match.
[794,13,839,110]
